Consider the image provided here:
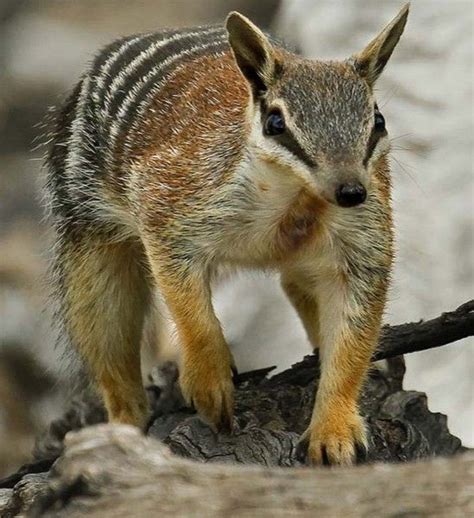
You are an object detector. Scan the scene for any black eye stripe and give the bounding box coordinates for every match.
[274,130,317,168]
[364,107,387,165]
[259,99,316,168]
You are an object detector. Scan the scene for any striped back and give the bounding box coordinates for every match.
[46,25,233,226]
[90,26,230,162]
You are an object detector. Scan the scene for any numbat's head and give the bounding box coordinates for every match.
[226,4,409,208]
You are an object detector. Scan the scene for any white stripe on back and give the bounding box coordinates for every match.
[107,33,227,153]
[65,76,91,179]
[91,34,151,104]
[101,27,222,119]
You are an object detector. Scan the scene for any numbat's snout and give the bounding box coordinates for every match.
[336,183,367,207]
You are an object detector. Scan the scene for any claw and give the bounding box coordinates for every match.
[217,413,233,435]
[181,371,234,435]
[321,445,330,466]
[231,365,239,385]
[295,435,310,463]
[355,441,368,464]
[298,413,368,466]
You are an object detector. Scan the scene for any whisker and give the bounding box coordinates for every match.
[390,144,424,156]
[379,86,400,109]
[391,155,425,195]
[390,133,431,158]
[390,133,414,142]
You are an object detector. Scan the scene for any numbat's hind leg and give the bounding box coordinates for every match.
[57,235,151,428]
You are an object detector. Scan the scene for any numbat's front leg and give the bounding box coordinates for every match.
[285,257,389,466]
[145,246,235,433]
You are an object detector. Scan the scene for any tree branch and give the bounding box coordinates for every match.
[268,299,474,383]
[374,299,474,360]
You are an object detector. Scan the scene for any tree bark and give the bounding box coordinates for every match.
[8,425,474,517]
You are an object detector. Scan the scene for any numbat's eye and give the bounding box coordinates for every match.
[264,109,285,136]
[374,109,386,132]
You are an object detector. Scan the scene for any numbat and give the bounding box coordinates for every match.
[45,4,409,465]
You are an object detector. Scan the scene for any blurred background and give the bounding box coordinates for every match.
[0,0,472,477]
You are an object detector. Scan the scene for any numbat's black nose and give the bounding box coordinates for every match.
[335,183,367,207]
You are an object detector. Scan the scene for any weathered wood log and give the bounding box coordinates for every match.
[4,425,473,517]
[150,356,462,467]
[0,301,472,515]
[146,301,472,467]
[29,300,471,467]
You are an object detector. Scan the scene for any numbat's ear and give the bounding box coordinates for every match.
[226,11,277,95]
[352,3,409,86]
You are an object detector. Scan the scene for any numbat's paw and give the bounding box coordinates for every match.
[180,348,235,433]
[296,410,368,466]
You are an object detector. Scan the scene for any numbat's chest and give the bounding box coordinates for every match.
[276,190,328,254]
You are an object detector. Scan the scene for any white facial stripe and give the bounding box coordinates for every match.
[370,133,390,164]
[246,105,316,190]
[102,28,222,119]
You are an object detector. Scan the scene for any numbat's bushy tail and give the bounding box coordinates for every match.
[44,4,409,466]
